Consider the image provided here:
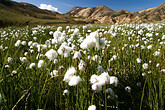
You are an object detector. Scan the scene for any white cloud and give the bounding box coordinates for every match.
[39,4,61,13]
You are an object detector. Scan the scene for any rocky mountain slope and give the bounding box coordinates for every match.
[66,2,165,24]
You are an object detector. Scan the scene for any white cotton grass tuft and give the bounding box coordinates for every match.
[161,69,165,73]
[110,76,119,87]
[88,105,96,110]
[136,58,141,63]
[142,63,148,69]
[21,41,27,46]
[57,42,72,55]
[80,31,105,49]
[7,57,12,63]
[97,72,110,85]
[68,75,82,86]
[78,60,85,71]
[63,89,69,96]
[63,67,77,82]
[5,65,10,69]
[92,83,102,92]
[50,70,58,77]
[73,51,81,59]
[38,60,45,68]
[45,49,58,61]
[15,40,21,47]
[29,63,36,69]
[153,51,160,56]
[12,70,17,75]
[125,86,131,93]
[147,45,152,50]
[20,57,27,62]
[90,74,99,84]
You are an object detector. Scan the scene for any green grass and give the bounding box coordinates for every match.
[0,24,164,110]
[0,1,73,27]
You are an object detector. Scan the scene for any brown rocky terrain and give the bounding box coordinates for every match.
[66,2,165,24]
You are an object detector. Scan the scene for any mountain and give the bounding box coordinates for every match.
[66,2,165,24]
[136,2,165,22]
[0,0,77,27]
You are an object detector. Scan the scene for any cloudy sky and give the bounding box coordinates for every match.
[13,0,164,14]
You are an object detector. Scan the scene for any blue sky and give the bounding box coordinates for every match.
[13,0,165,14]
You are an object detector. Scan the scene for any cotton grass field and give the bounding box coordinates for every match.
[0,23,165,110]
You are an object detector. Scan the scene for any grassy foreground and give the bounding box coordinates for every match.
[0,24,164,110]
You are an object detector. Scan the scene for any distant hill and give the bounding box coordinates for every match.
[0,0,77,27]
[66,2,165,24]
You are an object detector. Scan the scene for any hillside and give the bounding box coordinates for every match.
[0,0,76,27]
[66,2,165,24]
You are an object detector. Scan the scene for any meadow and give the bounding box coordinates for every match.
[0,23,164,110]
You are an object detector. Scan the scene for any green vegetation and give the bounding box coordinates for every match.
[0,1,73,27]
[154,14,161,21]
[0,24,164,110]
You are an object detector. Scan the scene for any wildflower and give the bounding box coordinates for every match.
[92,83,102,92]
[57,26,62,31]
[15,40,21,47]
[97,72,110,85]
[68,75,82,86]
[21,41,26,46]
[20,57,27,62]
[53,59,58,64]
[78,60,85,71]
[88,105,96,110]
[156,63,160,67]
[147,45,152,50]
[142,72,146,76]
[24,52,28,56]
[49,31,53,35]
[29,63,36,69]
[63,89,69,96]
[7,57,12,63]
[63,67,77,82]
[66,26,70,30]
[33,37,37,41]
[73,28,80,35]
[38,60,45,68]
[90,74,99,84]
[45,49,58,61]
[73,51,81,59]
[161,69,165,73]
[142,63,148,69]
[110,55,117,61]
[58,42,72,55]
[12,70,17,76]
[153,51,160,56]
[50,70,58,77]
[141,45,146,50]
[125,86,131,93]
[136,58,141,63]
[5,65,10,68]
[110,76,119,87]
